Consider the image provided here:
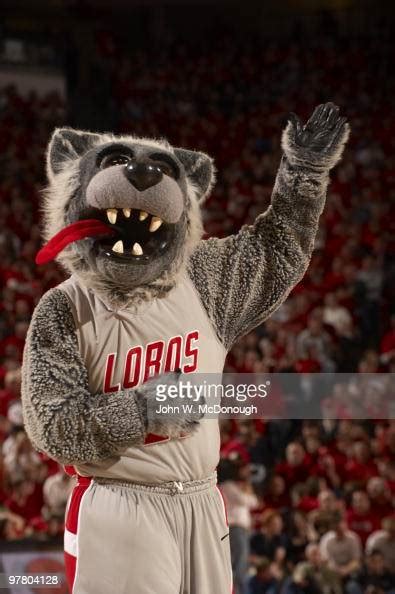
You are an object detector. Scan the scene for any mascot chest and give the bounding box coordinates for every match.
[58,274,226,395]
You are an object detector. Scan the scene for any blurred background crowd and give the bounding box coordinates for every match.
[0,0,394,592]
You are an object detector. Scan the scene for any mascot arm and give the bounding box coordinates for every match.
[22,289,200,464]
[188,103,350,350]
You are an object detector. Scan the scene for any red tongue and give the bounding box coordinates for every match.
[35,219,115,265]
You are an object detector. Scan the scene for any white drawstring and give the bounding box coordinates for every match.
[173,481,184,493]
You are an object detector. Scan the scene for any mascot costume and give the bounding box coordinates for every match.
[22,103,349,594]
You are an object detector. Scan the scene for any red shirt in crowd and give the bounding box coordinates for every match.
[346,508,381,545]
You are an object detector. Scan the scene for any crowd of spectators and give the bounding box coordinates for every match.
[0,16,394,594]
[219,419,395,594]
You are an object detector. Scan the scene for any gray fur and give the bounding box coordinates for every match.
[21,289,201,464]
[188,113,350,350]
[137,373,203,438]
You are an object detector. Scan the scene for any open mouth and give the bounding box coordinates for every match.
[35,207,178,266]
[93,207,175,262]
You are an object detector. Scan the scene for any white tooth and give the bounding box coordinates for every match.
[112,240,124,254]
[123,208,131,218]
[132,242,143,256]
[107,208,118,224]
[149,217,163,232]
[139,211,149,221]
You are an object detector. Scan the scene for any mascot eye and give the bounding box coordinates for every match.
[149,155,179,179]
[100,153,130,168]
[157,163,174,177]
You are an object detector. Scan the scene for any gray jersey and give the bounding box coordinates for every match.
[58,273,226,483]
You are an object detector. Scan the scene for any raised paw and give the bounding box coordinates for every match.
[283,102,350,170]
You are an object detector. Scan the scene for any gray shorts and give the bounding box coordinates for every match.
[64,474,232,594]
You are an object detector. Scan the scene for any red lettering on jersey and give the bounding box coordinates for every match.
[103,353,121,393]
[123,346,142,388]
[183,330,199,372]
[102,331,200,405]
[143,340,165,382]
[164,336,182,372]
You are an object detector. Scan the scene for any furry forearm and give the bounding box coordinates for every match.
[188,156,335,350]
[21,289,146,464]
[270,154,328,251]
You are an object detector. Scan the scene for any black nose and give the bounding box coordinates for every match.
[123,161,163,191]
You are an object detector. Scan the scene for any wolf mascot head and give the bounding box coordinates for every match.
[40,129,215,307]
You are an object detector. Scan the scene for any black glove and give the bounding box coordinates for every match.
[283,102,350,171]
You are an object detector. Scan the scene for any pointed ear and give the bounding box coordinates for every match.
[46,127,102,178]
[174,148,215,202]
